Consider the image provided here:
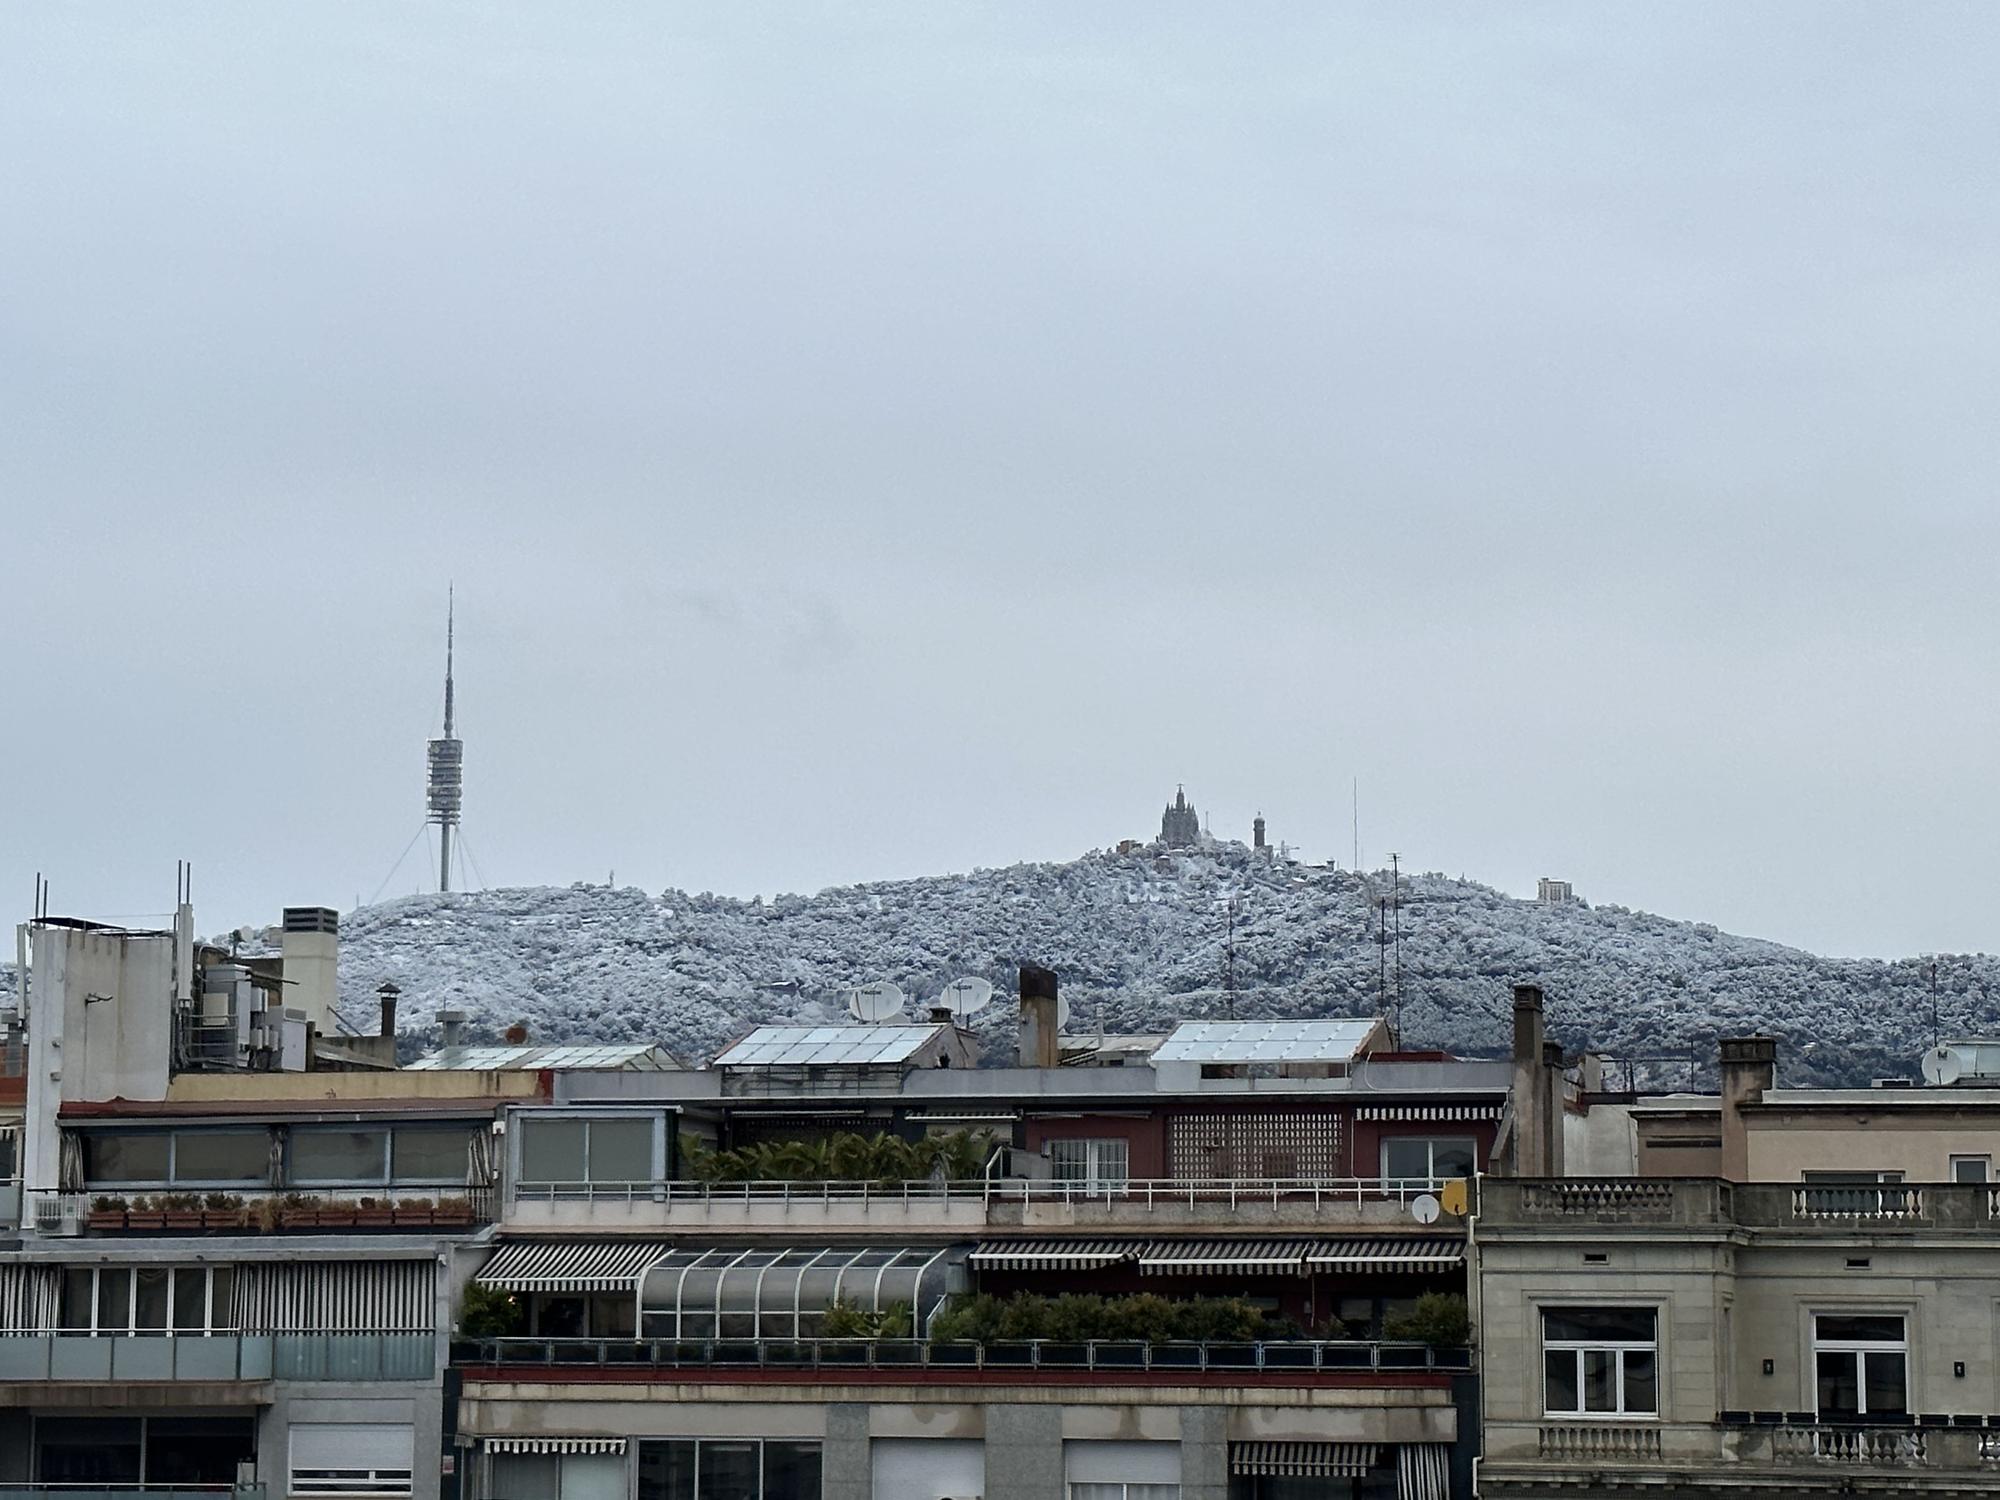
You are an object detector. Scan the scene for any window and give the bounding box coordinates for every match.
[292,1129,390,1185]
[1381,1137,1477,1185]
[1050,1138,1131,1195]
[1542,1307,1658,1417]
[1814,1314,1907,1420]
[520,1117,656,1189]
[290,1422,414,1497]
[58,1265,236,1335]
[492,1453,624,1500]
[392,1126,477,1183]
[83,1130,266,1186]
[31,1417,246,1486]
[636,1439,821,1500]
[1066,1439,1181,1500]
[1952,1155,1990,1185]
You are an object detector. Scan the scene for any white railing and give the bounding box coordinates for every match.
[1537,1425,1664,1462]
[1773,1425,1925,1464]
[1790,1186,1924,1221]
[509,1176,1451,1206]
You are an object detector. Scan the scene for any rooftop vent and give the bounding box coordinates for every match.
[281,907,338,934]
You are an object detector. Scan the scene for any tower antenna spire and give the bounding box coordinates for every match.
[426,588,464,893]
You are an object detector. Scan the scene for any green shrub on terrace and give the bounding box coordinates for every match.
[679,1129,994,1185]
[1382,1292,1470,1347]
[926,1292,1282,1345]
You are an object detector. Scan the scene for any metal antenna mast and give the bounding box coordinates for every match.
[426,588,464,893]
[1389,851,1404,1047]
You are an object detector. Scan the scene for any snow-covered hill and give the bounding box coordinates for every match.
[307,847,1996,1087]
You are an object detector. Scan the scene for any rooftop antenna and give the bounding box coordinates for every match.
[1927,955,1940,1051]
[1389,851,1404,1047]
[1352,778,1360,872]
[1221,894,1241,1017]
[426,587,464,893]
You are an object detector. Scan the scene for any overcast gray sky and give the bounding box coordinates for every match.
[4,5,1996,959]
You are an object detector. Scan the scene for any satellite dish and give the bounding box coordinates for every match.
[1411,1193,1442,1225]
[937,977,994,1021]
[1921,1045,1964,1087]
[1056,994,1072,1032]
[844,982,907,1024]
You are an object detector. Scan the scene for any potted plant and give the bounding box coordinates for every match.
[202,1192,247,1229]
[393,1196,437,1226]
[88,1194,130,1230]
[276,1192,319,1229]
[434,1195,475,1228]
[160,1191,204,1231]
[353,1195,394,1227]
[125,1195,166,1230]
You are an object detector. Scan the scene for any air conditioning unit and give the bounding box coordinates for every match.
[34,1196,84,1237]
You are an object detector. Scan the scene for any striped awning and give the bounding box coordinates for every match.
[1138,1240,1312,1275]
[1232,1442,1379,1477]
[1354,1103,1500,1121]
[1306,1236,1464,1272]
[474,1241,669,1293]
[483,1438,627,1456]
[968,1239,1139,1272]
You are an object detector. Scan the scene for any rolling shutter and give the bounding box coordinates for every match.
[290,1422,415,1496]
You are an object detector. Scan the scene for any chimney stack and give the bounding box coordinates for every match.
[439,1009,468,1049]
[1719,1036,1777,1182]
[279,908,340,1038]
[1019,963,1061,1069]
[376,982,400,1040]
[1511,984,1553,1175]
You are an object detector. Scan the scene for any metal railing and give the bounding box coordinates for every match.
[0,1332,434,1382]
[0,1489,267,1500]
[510,1176,1456,1206]
[452,1335,1471,1374]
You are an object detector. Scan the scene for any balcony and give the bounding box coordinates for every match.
[453,1335,1472,1379]
[1482,1417,2000,1490]
[0,1332,435,1383]
[502,1177,1458,1234]
[30,1188,493,1238]
[0,1490,266,1500]
[1480,1178,2000,1232]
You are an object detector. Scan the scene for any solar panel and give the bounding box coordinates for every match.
[713,1023,942,1067]
[1152,1018,1381,1063]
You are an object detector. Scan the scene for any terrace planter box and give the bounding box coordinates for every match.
[391,1207,437,1227]
[433,1207,476,1228]
[125,1211,167,1230]
[352,1208,395,1227]
[162,1211,204,1231]
[87,1210,128,1231]
[201,1209,248,1230]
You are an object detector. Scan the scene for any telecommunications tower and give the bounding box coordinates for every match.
[426,590,464,892]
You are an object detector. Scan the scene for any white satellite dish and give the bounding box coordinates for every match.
[1056,994,1072,1032]
[1921,1045,1964,1087]
[1411,1193,1442,1225]
[844,982,907,1023]
[937,976,994,1021]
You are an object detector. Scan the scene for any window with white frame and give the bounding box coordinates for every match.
[1065,1439,1180,1500]
[1381,1136,1477,1185]
[1814,1314,1907,1420]
[289,1422,414,1497]
[57,1265,237,1335]
[1542,1307,1658,1417]
[1049,1138,1130,1194]
[1951,1155,1990,1185]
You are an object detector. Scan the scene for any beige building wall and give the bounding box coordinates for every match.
[1746,1113,2000,1181]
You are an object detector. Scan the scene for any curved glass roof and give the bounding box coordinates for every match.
[639,1245,963,1339]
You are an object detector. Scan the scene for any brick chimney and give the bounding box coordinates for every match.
[1719,1036,1777,1182]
